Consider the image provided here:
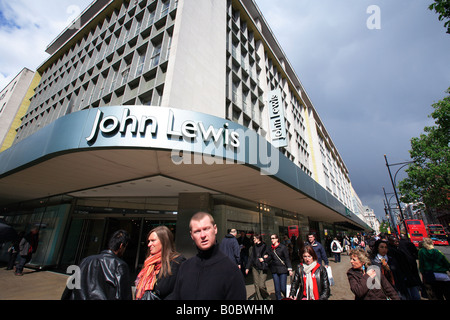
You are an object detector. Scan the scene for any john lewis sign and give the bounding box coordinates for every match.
[82,106,280,175]
[268,89,287,148]
[86,107,240,148]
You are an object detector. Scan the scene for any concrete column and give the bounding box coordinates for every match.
[175,193,213,258]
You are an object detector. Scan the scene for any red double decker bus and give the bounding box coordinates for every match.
[398,219,428,247]
[288,225,299,238]
[427,224,449,246]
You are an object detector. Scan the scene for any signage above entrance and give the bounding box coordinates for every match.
[80,105,281,175]
[86,107,240,148]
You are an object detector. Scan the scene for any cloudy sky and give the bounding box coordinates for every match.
[1,0,449,221]
[254,0,450,220]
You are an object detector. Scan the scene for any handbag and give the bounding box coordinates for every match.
[326,266,335,286]
[141,290,161,300]
[434,272,450,282]
[258,257,269,271]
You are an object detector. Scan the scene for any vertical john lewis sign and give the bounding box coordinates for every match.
[268,89,287,148]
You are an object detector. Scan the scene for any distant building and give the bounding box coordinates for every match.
[0,68,37,151]
[350,186,366,222]
[363,206,380,234]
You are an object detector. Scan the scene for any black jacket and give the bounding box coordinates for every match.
[220,234,240,265]
[140,255,186,300]
[269,243,292,274]
[62,250,132,300]
[246,242,270,271]
[170,244,246,300]
[289,263,330,300]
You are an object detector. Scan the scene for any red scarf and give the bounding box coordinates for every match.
[302,263,320,300]
[135,252,162,300]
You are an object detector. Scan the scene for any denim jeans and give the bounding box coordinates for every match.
[272,273,287,300]
[334,252,341,262]
[406,286,422,300]
[15,255,30,274]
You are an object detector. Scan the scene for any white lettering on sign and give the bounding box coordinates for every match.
[84,107,280,176]
[166,109,240,148]
[86,108,239,148]
[86,109,157,142]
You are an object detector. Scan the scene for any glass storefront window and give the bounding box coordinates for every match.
[0,204,71,267]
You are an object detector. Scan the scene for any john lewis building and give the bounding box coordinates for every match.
[0,0,371,273]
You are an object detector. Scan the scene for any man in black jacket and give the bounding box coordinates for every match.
[171,212,246,300]
[305,234,329,267]
[62,229,132,300]
[220,228,240,266]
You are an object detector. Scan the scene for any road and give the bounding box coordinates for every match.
[436,244,450,261]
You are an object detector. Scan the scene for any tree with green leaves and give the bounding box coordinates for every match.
[379,219,392,234]
[398,87,450,210]
[429,0,450,34]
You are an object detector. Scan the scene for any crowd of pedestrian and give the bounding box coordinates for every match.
[345,232,449,300]
[9,214,448,301]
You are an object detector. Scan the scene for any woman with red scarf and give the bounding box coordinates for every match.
[289,246,330,300]
[269,234,293,300]
[135,226,185,300]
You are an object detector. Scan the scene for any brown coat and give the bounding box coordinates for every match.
[347,267,400,300]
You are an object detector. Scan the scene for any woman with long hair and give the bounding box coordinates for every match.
[369,239,396,287]
[268,234,293,300]
[289,246,330,300]
[135,226,185,300]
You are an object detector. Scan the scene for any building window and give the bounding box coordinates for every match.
[136,52,146,77]
[232,80,239,104]
[147,10,155,27]
[161,0,170,18]
[110,68,119,92]
[135,19,142,36]
[166,34,172,60]
[121,68,130,85]
[232,107,240,122]
[150,43,162,68]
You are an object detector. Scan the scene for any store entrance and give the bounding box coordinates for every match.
[103,218,178,277]
[60,215,177,278]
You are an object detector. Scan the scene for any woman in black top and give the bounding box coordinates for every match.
[135,226,185,300]
[269,234,293,300]
[245,234,271,300]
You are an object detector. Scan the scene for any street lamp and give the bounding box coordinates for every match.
[382,187,398,234]
[384,154,414,239]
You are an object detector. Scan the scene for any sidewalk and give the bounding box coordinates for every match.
[245,255,353,300]
[0,265,69,300]
[0,256,353,300]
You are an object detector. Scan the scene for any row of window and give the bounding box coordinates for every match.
[16,0,176,142]
[227,0,313,175]
[319,135,351,207]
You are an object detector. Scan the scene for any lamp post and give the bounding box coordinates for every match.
[383,187,398,234]
[384,154,414,239]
